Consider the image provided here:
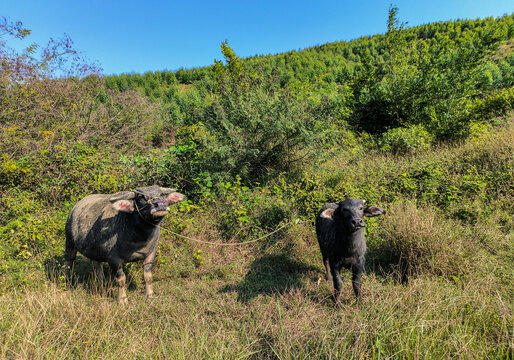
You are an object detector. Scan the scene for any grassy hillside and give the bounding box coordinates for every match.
[0,9,513,359]
[1,120,512,358]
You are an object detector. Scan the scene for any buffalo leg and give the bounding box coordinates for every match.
[143,252,157,299]
[321,252,332,282]
[109,260,128,305]
[352,262,364,300]
[330,262,343,302]
[63,239,77,288]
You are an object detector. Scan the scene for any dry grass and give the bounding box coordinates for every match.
[1,203,513,359]
[379,201,478,280]
[1,201,512,359]
[1,256,511,359]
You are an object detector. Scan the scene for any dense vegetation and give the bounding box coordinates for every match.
[0,8,513,358]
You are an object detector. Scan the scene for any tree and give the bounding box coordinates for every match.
[350,6,507,140]
[174,42,350,182]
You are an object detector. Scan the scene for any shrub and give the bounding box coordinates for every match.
[173,42,351,182]
[380,125,433,153]
[377,201,477,281]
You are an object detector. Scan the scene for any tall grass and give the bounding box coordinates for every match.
[1,267,511,359]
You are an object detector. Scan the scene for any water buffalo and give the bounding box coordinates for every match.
[316,198,385,302]
[64,185,185,304]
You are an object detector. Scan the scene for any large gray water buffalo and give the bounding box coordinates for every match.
[64,185,185,304]
[315,198,385,302]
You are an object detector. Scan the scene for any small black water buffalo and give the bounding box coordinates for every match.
[315,198,385,302]
[64,185,185,304]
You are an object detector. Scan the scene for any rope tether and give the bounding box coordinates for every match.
[157,220,298,246]
[134,197,301,246]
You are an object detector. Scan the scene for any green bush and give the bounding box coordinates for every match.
[380,125,433,153]
[171,42,352,183]
[351,7,510,140]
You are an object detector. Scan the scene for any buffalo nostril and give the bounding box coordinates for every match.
[351,219,364,227]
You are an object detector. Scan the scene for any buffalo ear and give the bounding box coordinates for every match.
[334,203,344,218]
[112,200,135,213]
[363,206,385,217]
[110,192,136,212]
[320,208,335,219]
[166,192,185,204]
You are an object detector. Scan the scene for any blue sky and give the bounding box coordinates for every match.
[2,0,513,75]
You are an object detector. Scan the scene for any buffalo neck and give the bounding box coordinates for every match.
[335,222,366,254]
[124,212,163,239]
